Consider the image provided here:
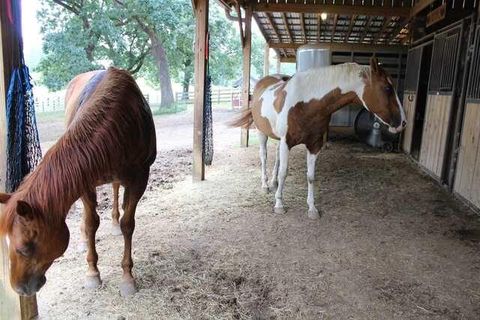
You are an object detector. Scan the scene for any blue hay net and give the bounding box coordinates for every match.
[6,65,42,193]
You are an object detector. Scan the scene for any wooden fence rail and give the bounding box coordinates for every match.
[175,89,243,109]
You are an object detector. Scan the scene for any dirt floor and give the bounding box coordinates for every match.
[35,110,480,320]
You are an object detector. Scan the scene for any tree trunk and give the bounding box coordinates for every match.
[182,67,192,100]
[151,35,175,108]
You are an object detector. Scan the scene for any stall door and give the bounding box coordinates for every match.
[419,25,463,180]
[454,23,480,209]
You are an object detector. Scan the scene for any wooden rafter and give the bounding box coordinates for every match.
[268,41,408,54]
[387,19,408,44]
[300,13,306,43]
[373,17,392,44]
[344,15,356,42]
[234,3,244,46]
[330,14,338,42]
[264,13,280,42]
[359,16,372,43]
[317,13,322,42]
[281,13,292,43]
[252,3,411,18]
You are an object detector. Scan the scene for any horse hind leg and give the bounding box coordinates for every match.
[258,131,269,192]
[81,189,102,289]
[119,168,149,297]
[269,142,280,190]
[111,182,122,236]
[274,138,290,214]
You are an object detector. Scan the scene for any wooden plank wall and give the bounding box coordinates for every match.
[419,94,452,178]
[402,92,417,153]
[454,102,480,208]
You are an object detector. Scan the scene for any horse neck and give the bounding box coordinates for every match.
[19,134,104,221]
[292,64,367,112]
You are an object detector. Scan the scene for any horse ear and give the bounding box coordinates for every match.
[370,57,379,73]
[0,193,11,204]
[16,201,34,220]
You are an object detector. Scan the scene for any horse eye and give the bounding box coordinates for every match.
[16,243,34,257]
[384,85,393,94]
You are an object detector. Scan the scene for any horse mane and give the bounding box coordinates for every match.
[295,63,370,86]
[0,67,151,234]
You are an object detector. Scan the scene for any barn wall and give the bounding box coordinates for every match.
[419,94,452,178]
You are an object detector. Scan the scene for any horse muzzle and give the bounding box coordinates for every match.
[14,274,46,296]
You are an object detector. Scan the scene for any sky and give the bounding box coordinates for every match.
[21,0,43,67]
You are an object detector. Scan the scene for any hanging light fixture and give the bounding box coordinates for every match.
[320,13,328,20]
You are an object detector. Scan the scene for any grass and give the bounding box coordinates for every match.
[151,102,189,115]
[35,110,65,123]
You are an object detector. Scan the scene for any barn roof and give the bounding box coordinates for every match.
[218,0,413,62]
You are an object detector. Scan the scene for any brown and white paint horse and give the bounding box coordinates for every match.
[231,58,406,219]
[0,67,156,297]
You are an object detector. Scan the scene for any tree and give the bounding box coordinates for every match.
[36,0,265,102]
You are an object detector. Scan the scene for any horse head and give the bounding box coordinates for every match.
[0,193,69,296]
[360,57,406,133]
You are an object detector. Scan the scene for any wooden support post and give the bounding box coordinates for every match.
[0,1,38,318]
[193,0,209,181]
[263,43,269,77]
[276,56,281,74]
[240,5,252,148]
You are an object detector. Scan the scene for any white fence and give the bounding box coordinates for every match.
[33,88,240,113]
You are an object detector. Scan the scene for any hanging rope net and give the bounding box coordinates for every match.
[202,32,213,166]
[5,0,42,192]
[6,66,42,193]
[203,75,214,166]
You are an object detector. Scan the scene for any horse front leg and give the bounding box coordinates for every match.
[81,189,102,289]
[258,131,269,192]
[306,151,321,219]
[119,169,149,297]
[111,182,122,236]
[274,138,289,214]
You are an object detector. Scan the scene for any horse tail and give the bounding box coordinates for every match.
[228,108,253,128]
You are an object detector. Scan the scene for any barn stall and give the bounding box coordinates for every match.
[1,0,480,319]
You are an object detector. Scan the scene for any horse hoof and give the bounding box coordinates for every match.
[120,280,137,297]
[274,206,286,214]
[307,208,321,220]
[111,223,122,236]
[85,275,102,289]
[77,241,87,253]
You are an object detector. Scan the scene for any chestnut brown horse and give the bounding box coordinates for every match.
[231,58,406,219]
[0,67,156,297]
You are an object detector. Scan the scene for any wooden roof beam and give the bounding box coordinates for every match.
[317,13,322,42]
[268,41,408,54]
[281,13,293,43]
[345,15,357,42]
[373,17,392,44]
[330,14,338,42]
[252,3,411,18]
[264,13,280,42]
[300,13,306,43]
[359,16,372,43]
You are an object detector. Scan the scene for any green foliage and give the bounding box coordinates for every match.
[36,0,266,91]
